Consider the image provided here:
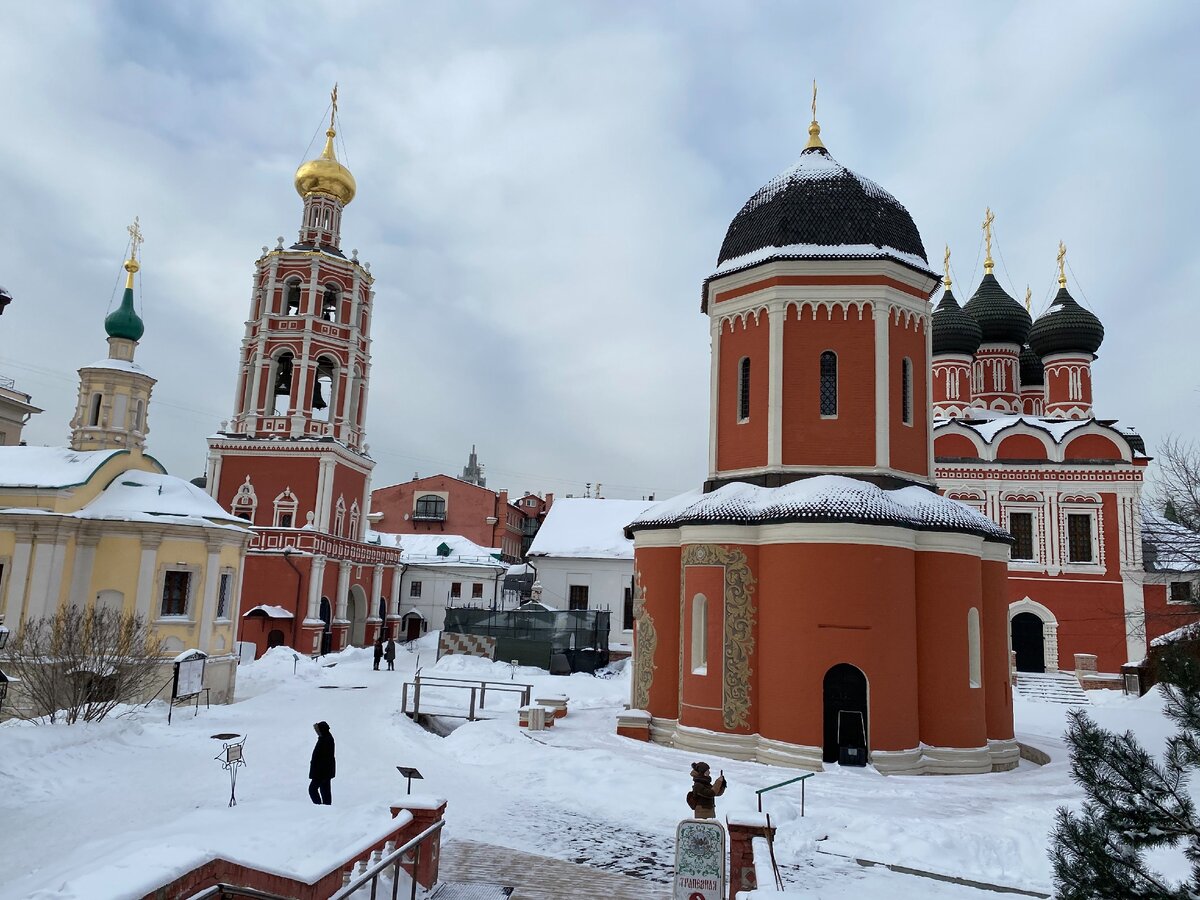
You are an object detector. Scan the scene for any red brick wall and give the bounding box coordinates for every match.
[717,315,770,472]
[372,476,501,550]
[889,316,929,478]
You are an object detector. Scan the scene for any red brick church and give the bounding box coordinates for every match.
[204,95,401,658]
[626,111,1017,774]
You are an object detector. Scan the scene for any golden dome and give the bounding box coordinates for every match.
[294,128,356,206]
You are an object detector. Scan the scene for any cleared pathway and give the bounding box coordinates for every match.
[439,839,670,900]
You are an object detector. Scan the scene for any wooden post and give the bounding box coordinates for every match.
[413,680,421,719]
[480,681,487,708]
[401,682,409,715]
[469,687,477,721]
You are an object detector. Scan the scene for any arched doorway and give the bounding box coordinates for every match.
[348,584,367,647]
[403,611,424,642]
[319,597,333,655]
[823,664,868,765]
[1011,612,1045,673]
[267,629,285,649]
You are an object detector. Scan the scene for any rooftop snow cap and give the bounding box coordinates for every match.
[716,144,928,270]
[1019,344,1044,386]
[932,287,982,356]
[1028,286,1104,358]
[963,274,1031,346]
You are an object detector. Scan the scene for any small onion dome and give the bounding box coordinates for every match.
[294,128,356,206]
[104,260,144,342]
[963,273,1031,346]
[0,284,11,315]
[1019,344,1044,387]
[1028,286,1104,358]
[932,287,982,356]
[717,144,928,268]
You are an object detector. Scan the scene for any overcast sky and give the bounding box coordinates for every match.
[1,2,1196,501]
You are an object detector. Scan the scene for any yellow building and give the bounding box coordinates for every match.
[0,227,251,710]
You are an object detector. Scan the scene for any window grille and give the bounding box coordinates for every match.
[161,571,190,617]
[1067,514,1093,563]
[819,351,837,416]
[901,358,913,425]
[1009,513,1034,560]
[414,495,446,520]
[738,357,751,421]
[217,573,231,619]
[569,585,589,611]
[410,581,422,598]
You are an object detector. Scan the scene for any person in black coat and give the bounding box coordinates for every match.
[308,721,335,805]
[384,638,396,671]
[373,637,384,671]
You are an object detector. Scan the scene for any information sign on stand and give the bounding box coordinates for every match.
[674,818,726,900]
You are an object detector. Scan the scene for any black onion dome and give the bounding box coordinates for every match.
[716,146,928,268]
[963,274,1031,346]
[1019,344,1044,387]
[1028,286,1104,358]
[932,288,982,356]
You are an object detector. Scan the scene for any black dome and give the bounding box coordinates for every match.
[1028,287,1104,358]
[717,146,928,268]
[932,288,982,356]
[963,274,1031,346]
[1019,345,1044,387]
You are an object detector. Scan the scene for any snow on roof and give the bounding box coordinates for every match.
[527,498,657,560]
[1142,511,1200,573]
[628,475,1010,542]
[370,531,505,568]
[81,357,152,376]
[242,605,294,619]
[711,241,933,281]
[75,471,248,528]
[937,415,1092,444]
[0,446,125,488]
[1151,621,1200,648]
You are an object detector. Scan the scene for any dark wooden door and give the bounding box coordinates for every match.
[823,664,868,764]
[1011,612,1045,673]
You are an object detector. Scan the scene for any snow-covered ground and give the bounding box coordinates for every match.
[0,640,1178,899]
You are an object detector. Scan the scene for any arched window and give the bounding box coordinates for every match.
[334,496,346,537]
[737,358,751,422]
[968,607,981,688]
[322,284,340,322]
[273,488,298,528]
[414,495,446,521]
[133,399,144,432]
[312,356,337,423]
[88,393,103,427]
[272,351,295,415]
[349,500,360,540]
[231,476,257,523]
[819,351,838,417]
[691,594,708,674]
[285,279,302,316]
[901,357,913,425]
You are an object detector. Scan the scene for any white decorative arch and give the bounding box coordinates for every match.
[231,475,258,522]
[273,487,298,527]
[1009,597,1059,673]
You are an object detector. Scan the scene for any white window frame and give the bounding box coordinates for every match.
[1060,498,1104,573]
[1167,578,1200,605]
[691,593,708,675]
[1002,501,1043,570]
[215,569,234,621]
[967,607,981,688]
[157,565,198,621]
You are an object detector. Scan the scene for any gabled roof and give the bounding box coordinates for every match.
[933,415,1144,462]
[529,498,656,560]
[0,446,131,489]
[1142,512,1200,574]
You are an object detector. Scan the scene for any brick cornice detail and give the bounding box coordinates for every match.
[714,273,930,304]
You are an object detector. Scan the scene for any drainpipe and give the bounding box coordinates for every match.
[283,549,303,649]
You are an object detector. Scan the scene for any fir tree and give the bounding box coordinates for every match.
[1052,650,1200,898]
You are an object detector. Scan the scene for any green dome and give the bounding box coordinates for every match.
[105,287,144,342]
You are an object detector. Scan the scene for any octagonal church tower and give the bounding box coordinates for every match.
[626,108,1017,775]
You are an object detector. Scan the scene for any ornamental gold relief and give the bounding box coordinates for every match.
[631,568,656,711]
[681,544,757,730]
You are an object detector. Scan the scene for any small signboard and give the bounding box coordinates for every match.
[674,818,726,900]
[174,654,206,699]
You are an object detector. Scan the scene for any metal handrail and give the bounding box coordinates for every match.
[755,772,816,815]
[330,819,445,900]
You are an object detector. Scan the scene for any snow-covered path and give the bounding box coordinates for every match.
[0,640,1175,899]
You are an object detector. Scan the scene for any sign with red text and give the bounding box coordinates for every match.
[674,818,725,900]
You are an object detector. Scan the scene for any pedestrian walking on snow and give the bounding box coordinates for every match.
[308,721,335,805]
[384,637,396,671]
[373,636,383,671]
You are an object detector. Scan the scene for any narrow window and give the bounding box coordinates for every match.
[901,357,913,425]
[691,594,708,674]
[133,399,144,432]
[410,581,423,598]
[273,352,294,415]
[623,584,634,631]
[88,393,103,426]
[1067,513,1093,563]
[569,585,589,611]
[217,573,231,619]
[1009,512,1034,561]
[450,582,462,599]
[737,357,751,422]
[819,351,838,417]
[312,356,336,423]
[967,607,981,688]
[285,280,301,316]
[471,583,484,600]
[322,284,339,322]
[161,571,190,617]
[334,496,346,537]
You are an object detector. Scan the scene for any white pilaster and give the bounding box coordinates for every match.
[135,540,160,619]
[335,561,351,623]
[199,546,221,653]
[306,555,327,623]
[874,305,890,468]
[767,306,784,468]
[68,538,99,608]
[708,318,720,477]
[5,535,32,622]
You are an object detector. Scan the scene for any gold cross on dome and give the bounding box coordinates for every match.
[1057,240,1067,287]
[811,79,818,123]
[943,244,952,288]
[982,207,995,273]
[329,83,338,132]
[1025,285,1032,312]
[127,216,143,261]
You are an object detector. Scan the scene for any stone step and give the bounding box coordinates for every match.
[1014,672,1089,705]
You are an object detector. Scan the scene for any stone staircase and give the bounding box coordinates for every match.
[1014,671,1090,705]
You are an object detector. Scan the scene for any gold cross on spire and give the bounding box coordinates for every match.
[329,82,338,134]
[982,207,995,274]
[1025,285,1032,312]
[943,244,952,289]
[127,216,143,262]
[1057,240,1067,288]
[805,79,825,150]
